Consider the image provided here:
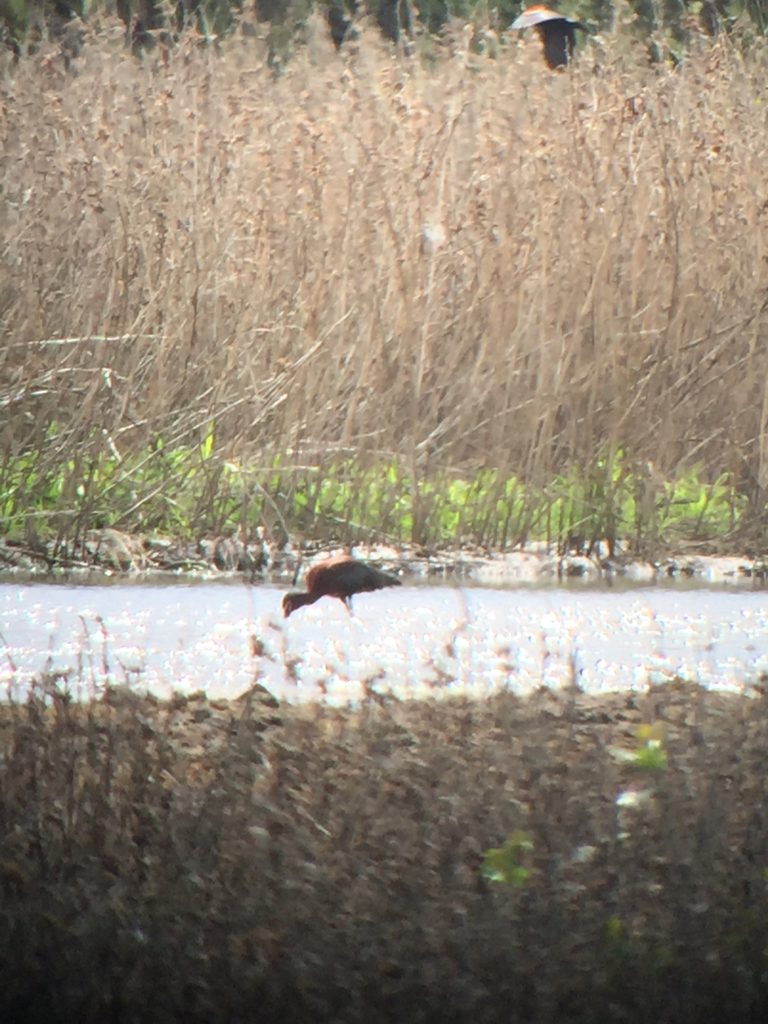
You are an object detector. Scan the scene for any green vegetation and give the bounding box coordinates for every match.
[0,440,747,552]
[611,720,670,770]
[481,828,534,886]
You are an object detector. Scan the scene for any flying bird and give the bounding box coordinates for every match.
[510,6,587,69]
[282,555,401,618]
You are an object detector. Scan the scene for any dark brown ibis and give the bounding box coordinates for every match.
[282,555,401,618]
[510,6,587,70]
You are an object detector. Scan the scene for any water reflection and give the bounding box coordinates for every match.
[1,581,767,703]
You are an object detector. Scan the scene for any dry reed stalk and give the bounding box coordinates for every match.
[1,24,767,540]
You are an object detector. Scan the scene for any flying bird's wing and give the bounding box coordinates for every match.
[511,6,569,30]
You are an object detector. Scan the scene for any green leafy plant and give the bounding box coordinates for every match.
[481,829,534,887]
[611,722,669,772]
[0,441,755,554]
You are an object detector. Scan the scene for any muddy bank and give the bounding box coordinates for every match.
[2,528,768,588]
[1,680,767,1023]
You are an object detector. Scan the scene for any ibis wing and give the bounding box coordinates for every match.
[542,22,575,68]
[336,562,400,594]
[305,556,400,599]
[367,567,401,590]
[511,7,567,30]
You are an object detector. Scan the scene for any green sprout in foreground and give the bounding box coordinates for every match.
[611,722,669,772]
[481,829,534,887]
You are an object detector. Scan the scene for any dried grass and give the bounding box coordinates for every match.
[2,22,768,541]
[1,676,767,1022]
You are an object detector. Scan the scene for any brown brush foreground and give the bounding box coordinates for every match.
[1,676,768,1023]
[3,20,768,1022]
[2,21,768,547]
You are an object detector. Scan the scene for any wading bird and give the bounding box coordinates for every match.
[282,555,401,618]
[510,6,587,70]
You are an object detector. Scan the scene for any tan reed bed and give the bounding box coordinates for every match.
[1,21,767,548]
[0,667,767,1022]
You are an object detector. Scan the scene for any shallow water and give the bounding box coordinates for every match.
[1,580,767,703]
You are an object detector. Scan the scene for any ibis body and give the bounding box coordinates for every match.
[282,555,401,618]
[511,6,587,69]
